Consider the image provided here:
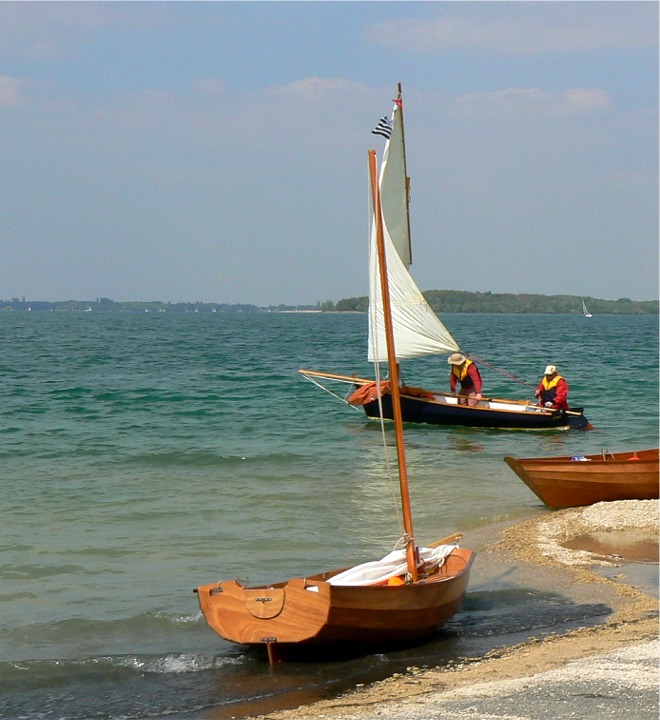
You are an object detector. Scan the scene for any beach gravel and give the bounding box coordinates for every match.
[243,500,659,720]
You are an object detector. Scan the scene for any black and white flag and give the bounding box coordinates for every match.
[371,116,392,140]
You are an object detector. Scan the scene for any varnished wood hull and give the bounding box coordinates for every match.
[504,448,659,508]
[195,547,474,656]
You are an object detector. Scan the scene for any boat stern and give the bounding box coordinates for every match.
[195,577,332,646]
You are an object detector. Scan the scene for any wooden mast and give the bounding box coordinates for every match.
[368,148,418,582]
[396,82,413,266]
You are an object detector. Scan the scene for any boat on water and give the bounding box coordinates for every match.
[195,121,475,665]
[582,298,593,318]
[504,448,659,508]
[299,86,590,431]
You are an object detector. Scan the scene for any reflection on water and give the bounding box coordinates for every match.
[564,531,659,564]
[447,435,487,453]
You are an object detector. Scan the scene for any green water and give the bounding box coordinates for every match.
[0,311,657,719]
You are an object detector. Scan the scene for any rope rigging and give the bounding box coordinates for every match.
[466,352,537,391]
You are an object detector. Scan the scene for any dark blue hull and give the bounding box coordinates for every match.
[363,394,589,430]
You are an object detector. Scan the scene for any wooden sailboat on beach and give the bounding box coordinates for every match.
[300,86,590,431]
[194,136,475,665]
[504,448,659,508]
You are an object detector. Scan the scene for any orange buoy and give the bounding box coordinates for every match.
[387,576,405,586]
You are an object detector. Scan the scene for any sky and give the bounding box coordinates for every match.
[1,1,658,306]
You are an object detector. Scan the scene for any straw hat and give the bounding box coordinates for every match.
[448,353,466,366]
[544,365,558,375]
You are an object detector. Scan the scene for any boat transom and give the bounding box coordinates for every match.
[244,588,285,619]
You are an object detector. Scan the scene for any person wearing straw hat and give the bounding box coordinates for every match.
[447,353,482,406]
[534,365,569,410]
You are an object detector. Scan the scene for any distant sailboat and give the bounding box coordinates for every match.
[582,298,593,318]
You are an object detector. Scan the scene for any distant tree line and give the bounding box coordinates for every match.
[1,292,657,314]
[334,291,658,315]
[0,298,267,313]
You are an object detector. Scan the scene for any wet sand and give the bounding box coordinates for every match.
[241,499,659,720]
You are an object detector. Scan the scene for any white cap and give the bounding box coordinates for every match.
[544,365,557,375]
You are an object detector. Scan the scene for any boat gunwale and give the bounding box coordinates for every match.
[299,368,581,420]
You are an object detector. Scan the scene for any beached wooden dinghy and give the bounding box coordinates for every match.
[504,448,659,508]
[195,116,475,664]
[195,536,474,662]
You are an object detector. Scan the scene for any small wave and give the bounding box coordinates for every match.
[116,652,241,674]
[0,651,241,699]
[128,451,249,467]
[0,425,22,434]
[2,612,209,662]
[128,450,305,467]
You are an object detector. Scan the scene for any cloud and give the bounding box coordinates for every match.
[0,3,173,61]
[0,76,23,107]
[281,77,364,94]
[0,4,94,59]
[192,78,227,97]
[453,87,615,120]
[368,9,658,56]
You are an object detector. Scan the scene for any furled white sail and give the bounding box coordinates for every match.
[368,101,460,363]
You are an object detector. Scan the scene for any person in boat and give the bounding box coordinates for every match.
[448,353,483,406]
[534,365,569,410]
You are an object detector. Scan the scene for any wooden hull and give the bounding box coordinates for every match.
[504,448,659,508]
[298,370,590,430]
[195,547,474,656]
[363,392,589,430]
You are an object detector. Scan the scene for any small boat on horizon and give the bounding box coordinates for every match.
[582,298,593,318]
[504,448,659,508]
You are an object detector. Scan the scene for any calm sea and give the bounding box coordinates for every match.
[1,311,657,719]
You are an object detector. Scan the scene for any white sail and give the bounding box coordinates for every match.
[368,100,460,363]
[368,216,460,362]
[582,298,592,317]
[379,104,411,268]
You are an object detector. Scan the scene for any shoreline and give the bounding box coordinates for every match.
[229,500,658,720]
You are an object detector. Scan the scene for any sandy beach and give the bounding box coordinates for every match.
[240,499,659,720]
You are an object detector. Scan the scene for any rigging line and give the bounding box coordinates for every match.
[466,352,537,390]
[300,374,362,408]
[374,359,406,541]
